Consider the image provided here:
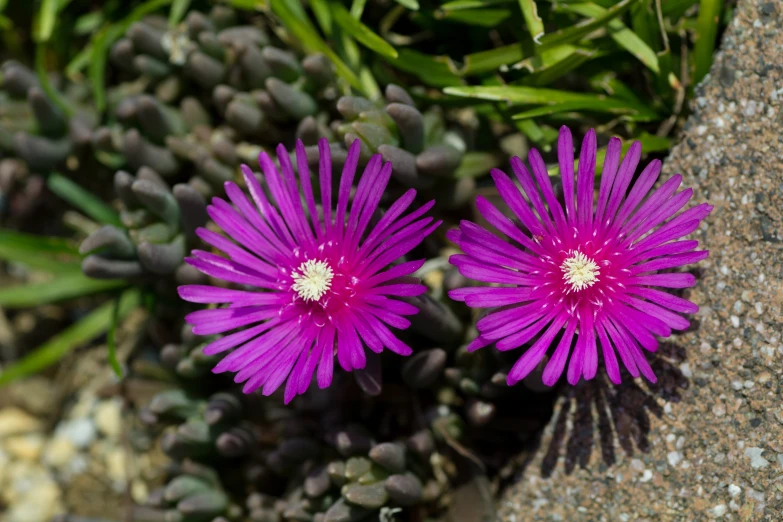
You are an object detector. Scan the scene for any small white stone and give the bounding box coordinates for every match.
[730,315,740,328]
[712,504,727,517]
[94,399,123,439]
[728,484,741,497]
[640,470,653,482]
[667,451,683,467]
[54,418,96,449]
[42,438,77,469]
[4,434,45,461]
[743,447,769,469]
[0,408,43,437]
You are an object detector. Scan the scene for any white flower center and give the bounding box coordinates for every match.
[292,259,334,302]
[560,251,600,293]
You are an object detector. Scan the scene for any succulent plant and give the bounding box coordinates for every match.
[96,6,342,197]
[0,61,98,173]
[77,166,208,279]
[334,86,476,210]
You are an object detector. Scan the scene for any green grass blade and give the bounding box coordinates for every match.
[661,0,699,19]
[332,2,398,58]
[459,44,525,76]
[35,43,74,117]
[630,0,658,49]
[47,173,122,227]
[444,85,659,121]
[0,289,140,387]
[511,100,607,119]
[35,0,65,42]
[518,0,544,43]
[522,48,598,86]
[564,2,659,74]
[589,72,646,104]
[539,0,639,50]
[0,272,127,308]
[383,49,462,87]
[169,0,192,27]
[441,0,513,9]
[394,0,419,8]
[89,28,111,114]
[271,0,363,91]
[513,44,578,71]
[350,0,367,18]
[65,43,93,78]
[0,230,81,273]
[74,11,104,35]
[440,8,512,26]
[222,0,267,10]
[692,0,723,85]
[310,0,333,35]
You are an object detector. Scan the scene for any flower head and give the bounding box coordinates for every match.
[448,126,711,387]
[179,139,440,403]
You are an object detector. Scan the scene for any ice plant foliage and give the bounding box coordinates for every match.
[179,139,440,403]
[448,126,711,387]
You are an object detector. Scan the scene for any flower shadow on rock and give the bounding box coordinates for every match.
[537,340,690,478]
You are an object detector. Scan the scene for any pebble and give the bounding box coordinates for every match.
[55,418,97,449]
[4,433,45,461]
[42,437,77,469]
[94,399,123,439]
[0,447,9,488]
[0,408,43,437]
[667,451,683,467]
[728,484,741,497]
[743,447,769,469]
[105,447,129,490]
[344,482,389,509]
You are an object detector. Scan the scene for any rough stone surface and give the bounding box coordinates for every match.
[500,1,783,520]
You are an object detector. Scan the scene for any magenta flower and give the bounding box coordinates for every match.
[448,126,711,387]
[179,139,440,403]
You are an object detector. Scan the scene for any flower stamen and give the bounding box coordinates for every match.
[560,251,600,293]
[292,259,334,302]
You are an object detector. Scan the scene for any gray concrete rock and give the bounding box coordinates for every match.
[500,1,783,519]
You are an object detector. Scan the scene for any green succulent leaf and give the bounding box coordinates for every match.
[88,0,175,114]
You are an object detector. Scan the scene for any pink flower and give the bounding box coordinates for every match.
[179,139,440,403]
[448,126,711,387]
